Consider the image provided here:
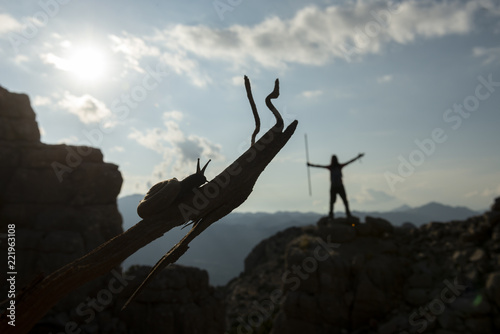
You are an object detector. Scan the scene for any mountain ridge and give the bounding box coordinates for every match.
[118,194,482,286]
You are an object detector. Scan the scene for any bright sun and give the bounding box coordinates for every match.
[66,46,107,82]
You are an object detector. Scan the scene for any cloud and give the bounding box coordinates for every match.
[110,146,125,153]
[152,0,486,65]
[109,32,210,86]
[465,184,500,199]
[301,90,323,98]
[57,92,114,126]
[41,52,72,71]
[231,75,245,86]
[57,135,78,144]
[105,0,498,86]
[377,74,393,83]
[11,55,29,67]
[163,110,183,121]
[352,187,397,205]
[129,110,223,182]
[109,33,160,74]
[0,13,22,35]
[33,95,51,106]
[473,46,500,65]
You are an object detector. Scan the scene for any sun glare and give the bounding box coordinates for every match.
[67,46,107,82]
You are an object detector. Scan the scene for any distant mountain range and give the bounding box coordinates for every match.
[117,194,482,286]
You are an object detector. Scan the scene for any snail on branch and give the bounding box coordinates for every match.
[137,158,211,218]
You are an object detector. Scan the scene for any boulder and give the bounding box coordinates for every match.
[365,216,394,236]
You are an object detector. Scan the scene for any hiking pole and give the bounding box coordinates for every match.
[304,133,312,196]
[358,152,365,163]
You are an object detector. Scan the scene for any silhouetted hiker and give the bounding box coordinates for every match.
[307,153,364,219]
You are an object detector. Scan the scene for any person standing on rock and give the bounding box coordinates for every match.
[307,153,364,219]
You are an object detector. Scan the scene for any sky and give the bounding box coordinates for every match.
[1,0,499,214]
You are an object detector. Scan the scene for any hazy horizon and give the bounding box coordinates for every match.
[118,192,489,215]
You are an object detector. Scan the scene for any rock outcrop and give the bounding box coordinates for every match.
[0,85,124,320]
[225,199,500,334]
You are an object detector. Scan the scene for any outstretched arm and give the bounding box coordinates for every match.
[307,162,330,169]
[342,153,364,167]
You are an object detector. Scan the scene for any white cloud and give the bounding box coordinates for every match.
[0,13,22,35]
[57,92,114,126]
[13,54,29,65]
[129,112,224,182]
[159,50,212,87]
[109,33,160,74]
[301,90,323,98]
[473,46,500,65]
[151,0,485,66]
[231,76,244,86]
[41,52,72,71]
[465,184,500,199]
[129,127,176,154]
[57,135,78,144]
[351,187,397,205]
[105,0,497,87]
[110,146,125,153]
[163,110,183,121]
[377,74,393,83]
[33,95,52,106]
[109,32,211,86]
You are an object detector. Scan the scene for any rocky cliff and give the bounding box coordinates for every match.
[0,85,225,333]
[0,85,123,322]
[225,198,500,334]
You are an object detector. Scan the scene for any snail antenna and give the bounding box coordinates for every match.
[201,159,211,174]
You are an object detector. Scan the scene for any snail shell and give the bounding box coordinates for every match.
[137,178,181,218]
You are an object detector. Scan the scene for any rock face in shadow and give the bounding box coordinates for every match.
[0,86,41,142]
[225,199,500,334]
[0,85,125,330]
[0,85,123,302]
[118,265,226,334]
[0,86,226,333]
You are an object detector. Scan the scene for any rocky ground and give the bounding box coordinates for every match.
[225,198,500,334]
